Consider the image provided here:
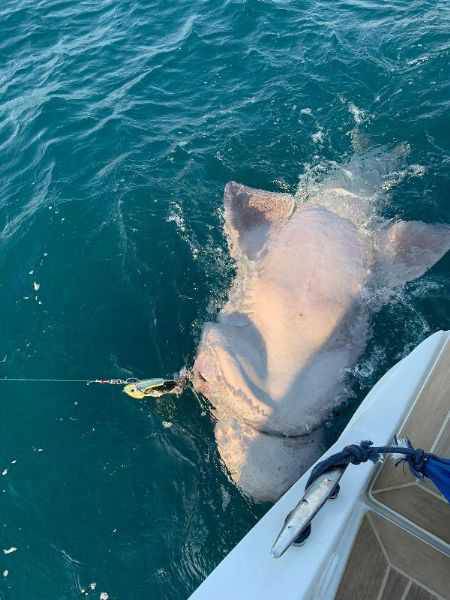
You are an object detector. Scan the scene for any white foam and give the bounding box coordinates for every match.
[167,201,201,260]
[295,144,412,233]
[311,130,324,144]
[351,345,386,381]
[272,178,292,192]
[348,102,369,125]
[408,164,426,177]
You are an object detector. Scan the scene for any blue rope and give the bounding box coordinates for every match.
[306,440,450,503]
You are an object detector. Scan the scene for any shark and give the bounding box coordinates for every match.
[190,158,450,502]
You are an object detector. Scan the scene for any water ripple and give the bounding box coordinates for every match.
[1,0,450,598]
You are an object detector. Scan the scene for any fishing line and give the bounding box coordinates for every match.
[0,377,135,386]
[0,375,188,397]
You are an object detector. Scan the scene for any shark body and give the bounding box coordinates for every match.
[191,173,450,502]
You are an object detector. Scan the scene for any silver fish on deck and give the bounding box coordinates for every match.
[271,467,346,559]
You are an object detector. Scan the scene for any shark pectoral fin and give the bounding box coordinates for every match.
[375,220,450,289]
[224,181,295,260]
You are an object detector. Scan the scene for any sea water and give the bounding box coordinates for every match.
[1,1,450,598]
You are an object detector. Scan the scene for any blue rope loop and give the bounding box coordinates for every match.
[342,440,379,464]
[305,439,450,503]
[306,440,376,489]
[306,440,432,489]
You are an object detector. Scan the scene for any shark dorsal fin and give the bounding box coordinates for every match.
[224,181,295,260]
[375,220,450,289]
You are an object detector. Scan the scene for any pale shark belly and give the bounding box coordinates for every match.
[194,303,369,436]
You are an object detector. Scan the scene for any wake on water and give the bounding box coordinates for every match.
[295,142,419,228]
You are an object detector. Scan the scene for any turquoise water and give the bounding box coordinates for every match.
[1,0,450,598]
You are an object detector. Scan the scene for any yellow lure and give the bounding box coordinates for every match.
[123,378,181,399]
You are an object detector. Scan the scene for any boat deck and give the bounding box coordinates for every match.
[336,334,450,600]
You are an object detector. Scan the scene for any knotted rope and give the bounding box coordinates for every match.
[306,439,450,503]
